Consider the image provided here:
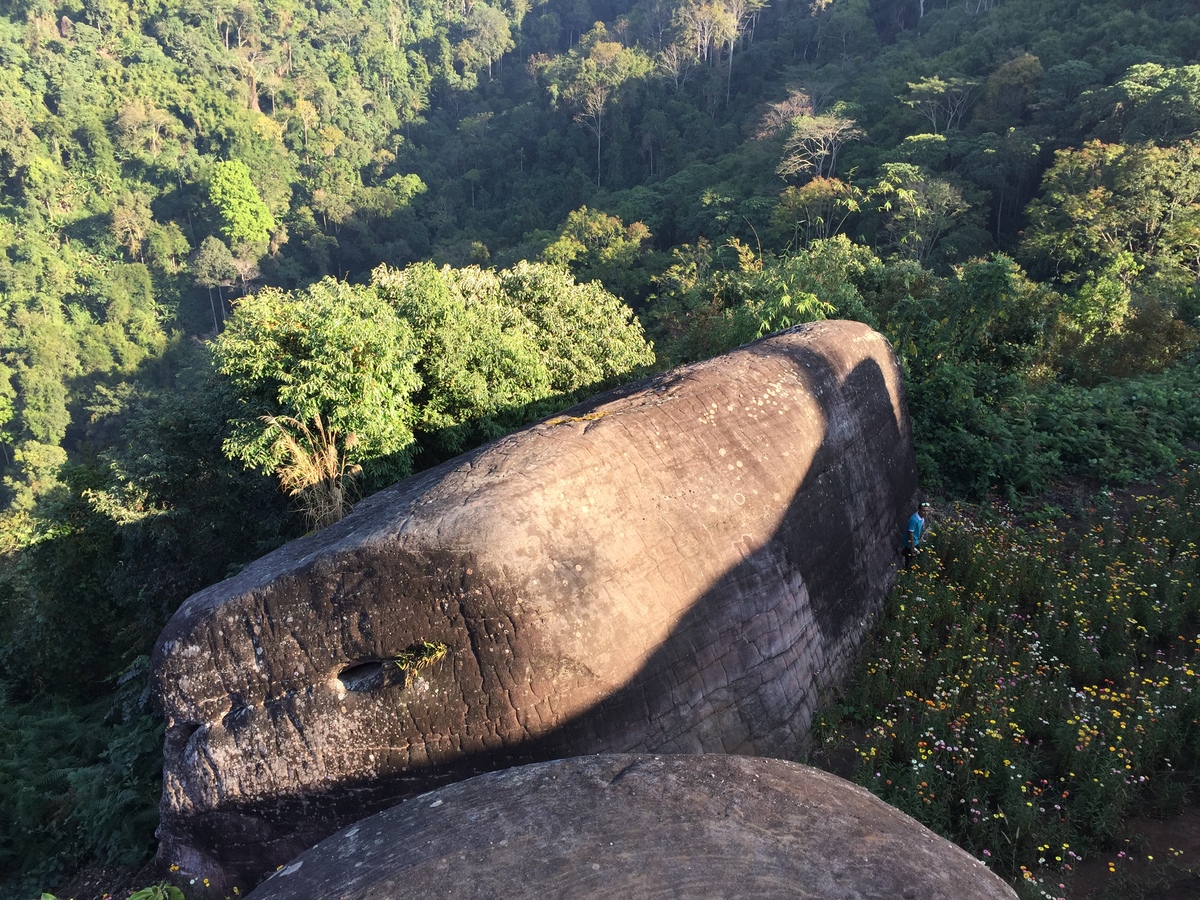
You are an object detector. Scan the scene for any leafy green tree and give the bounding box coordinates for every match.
[92,263,168,373]
[541,206,655,302]
[772,178,862,247]
[649,238,853,363]
[145,221,191,275]
[879,256,1063,495]
[214,278,422,491]
[375,260,655,458]
[1021,138,1200,373]
[13,317,78,447]
[457,5,513,79]
[901,76,979,135]
[673,0,734,67]
[812,0,878,64]
[770,235,883,326]
[0,358,14,447]
[868,163,971,262]
[956,129,1041,242]
[973,54,1043,129]
[1103,64,1200,144]
[109,193,154,262]
[192,235,238,329]
[497,261,656,394]
[207,159,276,251]
[1,441,67,522]
[1024,140,1200,284]
[538,24,653,186]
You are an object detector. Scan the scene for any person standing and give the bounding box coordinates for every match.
[904,501,930,568]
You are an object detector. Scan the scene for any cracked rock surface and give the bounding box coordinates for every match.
[244,754,1017,900]
[152,320,918,890]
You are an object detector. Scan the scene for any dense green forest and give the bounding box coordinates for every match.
[1,0,1199,894]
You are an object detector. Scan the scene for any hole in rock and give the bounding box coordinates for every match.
[338,660,395,692]
[223,698,251,732]
[339,643,448,692]
[174,722,200,747]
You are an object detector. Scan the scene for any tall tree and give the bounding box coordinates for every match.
[1023,140,1200,283]
[772,177,861,246]
[192,236,238,329]
[458,5,513,79]
[776,113,862,180]
[721,0,767,102]
[207,160,277,252]
[541,206,655,301]
[902,76,979,134]
[538,25,652,187]
[869,163,971,261]
[109,193,154,262]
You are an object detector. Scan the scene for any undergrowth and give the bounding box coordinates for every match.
[813,467,1200,900]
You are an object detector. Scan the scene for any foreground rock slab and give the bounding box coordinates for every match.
[246,754,1017,900]
[153,320,918,889]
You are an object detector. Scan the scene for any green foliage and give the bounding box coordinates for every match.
[208,160,277,252]
[541,206,656,303]
[126,884,185,900]
[392,640,449,674]
[649,237,872,364]
[872,253,1200,496]
[772,178,862,248]
[1023,140,1200,288]
[1021,139,1200,378]
[13,317,79,447]
[45,884,189,900]
[868,162,973,263]
[901,76,980,135]
[214,278,421,488]
[374,259,655,460]
[216,259,653,497]
[1104,64,1200,144]
[0,661,163,899]
[458,6,513,80]
[533,23,654,187]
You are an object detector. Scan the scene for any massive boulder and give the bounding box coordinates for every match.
[152,320,918,890]
[244,755,1017,900]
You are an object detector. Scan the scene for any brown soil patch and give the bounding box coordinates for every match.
[1066,804,1200,898]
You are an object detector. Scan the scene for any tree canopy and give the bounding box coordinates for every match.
[215,259,654,492]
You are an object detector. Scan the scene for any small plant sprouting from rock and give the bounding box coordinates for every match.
[127,886,186,900]
[393,641,449,675]
[46,885,188,900]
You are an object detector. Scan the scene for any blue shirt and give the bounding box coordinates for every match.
[907,511,925,547]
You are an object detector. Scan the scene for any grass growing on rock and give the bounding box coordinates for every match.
[811,468,1200,900]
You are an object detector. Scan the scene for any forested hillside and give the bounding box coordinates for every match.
[1,0,1199,895]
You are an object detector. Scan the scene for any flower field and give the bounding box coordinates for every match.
[812,469,1200,899]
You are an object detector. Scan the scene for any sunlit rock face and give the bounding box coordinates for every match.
[244,755,1018,900]
[152,320,918,891]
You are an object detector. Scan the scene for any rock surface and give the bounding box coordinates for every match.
[152,320,918,890]
[245,754,1018,900]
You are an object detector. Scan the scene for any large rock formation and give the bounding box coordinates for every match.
[152,320,918,890]
[244,755,1017,900]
